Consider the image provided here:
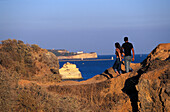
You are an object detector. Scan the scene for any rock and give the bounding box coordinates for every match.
[136,43,170,112]
[142,43,170,66]
[136,60,170,112]
[59,62,83,79]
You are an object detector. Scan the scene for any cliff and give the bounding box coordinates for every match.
[57,52,98,59]
[136,43,170,112]
[59,62,83,79]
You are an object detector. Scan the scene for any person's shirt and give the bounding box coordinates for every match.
[122,42,133,56]
[115,48,123,58]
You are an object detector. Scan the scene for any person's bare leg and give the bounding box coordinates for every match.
[116,71,120,76]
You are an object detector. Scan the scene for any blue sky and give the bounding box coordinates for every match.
[0,0,170,54]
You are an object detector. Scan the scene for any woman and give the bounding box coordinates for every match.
[113,42,123,76]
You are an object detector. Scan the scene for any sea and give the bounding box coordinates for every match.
[59,54,148,81]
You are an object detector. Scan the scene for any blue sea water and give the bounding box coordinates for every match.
[59,54,148,81]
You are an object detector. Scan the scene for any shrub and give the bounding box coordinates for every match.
[24,56,33,64]
[31,44,41,52]
[17,40,24,44]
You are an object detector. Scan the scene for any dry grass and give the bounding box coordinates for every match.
[0,67,91,111]
[0,66,18,112]
[15,83,92,112]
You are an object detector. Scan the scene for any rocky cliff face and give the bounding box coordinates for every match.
[137,43,170,112]
[137,60,170,112]
[59,62,82,79]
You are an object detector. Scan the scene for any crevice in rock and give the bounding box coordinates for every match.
[122,69,144,112]
[159,88,165,112]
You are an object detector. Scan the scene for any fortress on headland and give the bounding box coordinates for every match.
[48,49,98,59]
[57,52,97,59]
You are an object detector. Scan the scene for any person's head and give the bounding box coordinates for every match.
[124,37,128,42]
[115,42,120,49]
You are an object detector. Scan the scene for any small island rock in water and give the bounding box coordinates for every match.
[59,62,83,79]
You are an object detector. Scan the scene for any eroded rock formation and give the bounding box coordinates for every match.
[59,62,82,79]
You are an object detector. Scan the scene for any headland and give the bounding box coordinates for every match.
[48,49,98,59]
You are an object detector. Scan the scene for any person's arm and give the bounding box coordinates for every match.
[116,48,122,61]
[122,52,125,58]
[132,48,135,61]
[122,47,125,57]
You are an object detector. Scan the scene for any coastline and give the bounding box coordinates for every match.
[59,58,114,62]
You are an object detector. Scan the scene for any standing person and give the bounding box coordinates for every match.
[113,42,123,76]
[122,37,135,73]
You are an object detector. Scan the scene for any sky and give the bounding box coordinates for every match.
[0,0,170,55]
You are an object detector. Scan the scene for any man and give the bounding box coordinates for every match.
[122,37,135,73]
